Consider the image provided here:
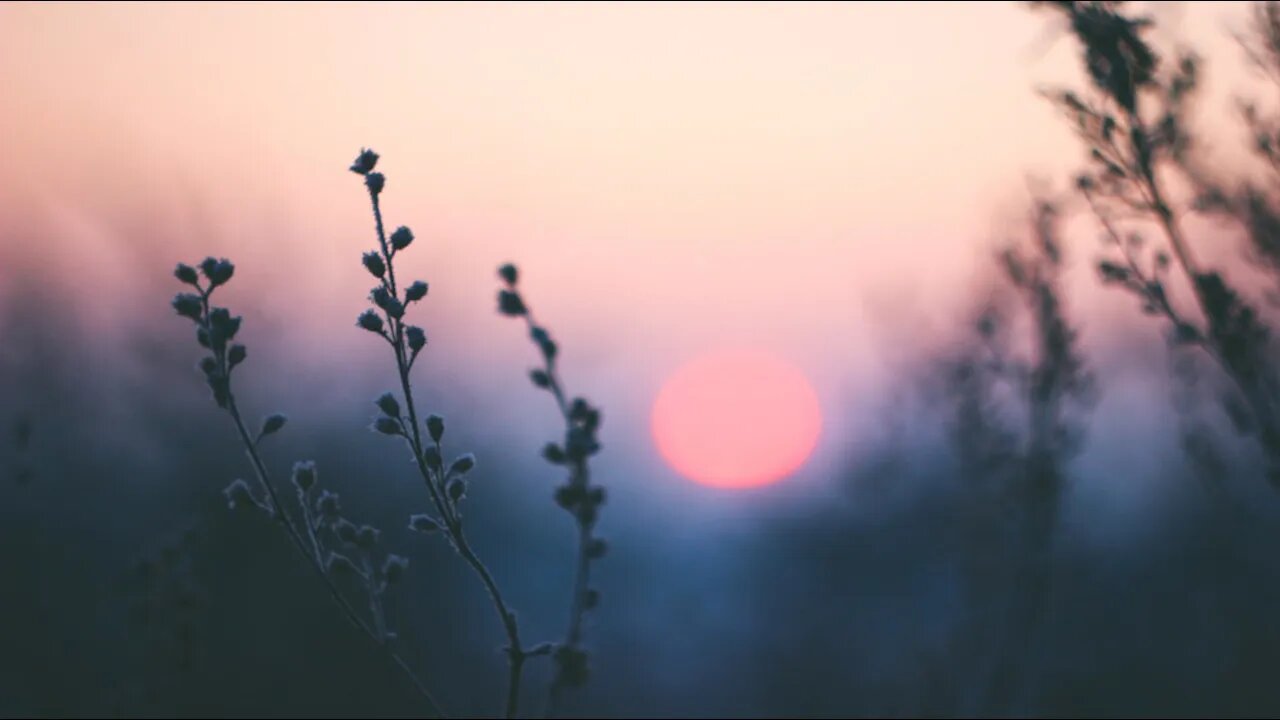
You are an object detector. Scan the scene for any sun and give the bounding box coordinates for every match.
[651,349,822,489]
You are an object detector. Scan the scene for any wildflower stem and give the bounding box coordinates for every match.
[1040,0,1280,477]
[299,493,325,567]
[370,191,399,298]
[517,312,598,720]
[364,176,528,718]
[362,556,388,643]
[453,531,526,719]
[178,268,447,716]
[1089,122,1280,466]
[222,394,446,717]
[546,490,593,720]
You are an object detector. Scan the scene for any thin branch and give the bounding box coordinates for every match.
[358,162,530,719]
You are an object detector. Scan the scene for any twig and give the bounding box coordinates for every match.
[352,150,532,718]
[171,270,447,718]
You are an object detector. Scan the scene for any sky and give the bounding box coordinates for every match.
[0,0,1272,498]
[8,2,1280,716]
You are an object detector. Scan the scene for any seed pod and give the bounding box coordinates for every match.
[390,226,414,251]
[375,393,400,418]
[426,414,444,443]
[349,148,379,175]
[363,252,386,279]
[260,413,287,437]
[291,460,316,492]
[382,554,409,583]
[408,514,441,533]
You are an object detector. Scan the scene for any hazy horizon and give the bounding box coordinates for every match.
[6,2,1280,717]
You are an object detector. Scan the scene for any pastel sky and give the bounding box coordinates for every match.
[0,1,1270,500]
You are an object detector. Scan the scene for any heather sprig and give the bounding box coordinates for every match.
[932,195,1096,716]
[497,264,606,716]
[166,149,610,718]
[170,257,443,716]
[350,149,534,718]
[1033,0,1280,482]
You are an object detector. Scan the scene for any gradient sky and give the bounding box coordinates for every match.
[0,1,1270,499]
[15,7,1280,718]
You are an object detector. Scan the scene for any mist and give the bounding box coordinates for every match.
[7,1,1280,718]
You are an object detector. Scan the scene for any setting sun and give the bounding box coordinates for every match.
[652,349,822,489]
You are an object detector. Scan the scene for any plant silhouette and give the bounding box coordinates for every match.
[1032,0,1280,484]
[939,194,1095,715]
[497,264,608,717]
[1,3,1271,717]
[167,150,608,718]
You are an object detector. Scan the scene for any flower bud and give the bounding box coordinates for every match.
[355,525,380,549]
[373,417,402,435]
[554,484,583,510]
[223,479,254,510]
[326,552,357,576]
[209,308,241,340]
[334,518,358,544]
[316,490,341,521]
[291,460,316,492]
[539,338,558,361]
[530,369,551,388]
[200,257,234,286]
[199,257,219,281]
[174,263,199,285]
[382,554,409,583]
[447,477,467,502]
[530,325,556,359]
[409,514,441,533]
[198,356,218,376]
[172,293,203,321]
[542,443,566,464]
[365,172,385,195]
[582,588,599,610]
[406,326,427,353]
[566,426,598,459]
[211,260,235,286]
[260,413,287,437]
[405,281,428,303]
[375,392,400,418]
[384,298,405,320]
[498,263,518,286]
[390,226,414,250]
[357,310,385,334]
[423,445,442,472]
[362,251,386,279]
[497,290,526,316]
[426,414,444,443]
[449,454,475,476]
[349,148,379,175]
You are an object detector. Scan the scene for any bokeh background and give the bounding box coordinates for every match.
[5,1,1280,717]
